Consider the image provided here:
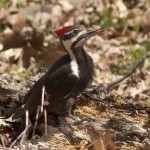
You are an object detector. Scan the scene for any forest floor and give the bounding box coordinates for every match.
[0,0,150,149]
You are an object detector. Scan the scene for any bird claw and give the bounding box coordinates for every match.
[94,87,107,100]
[82,85,107,101]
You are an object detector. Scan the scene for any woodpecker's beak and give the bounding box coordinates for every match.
[85,28,105,38]
[74,28,105,48]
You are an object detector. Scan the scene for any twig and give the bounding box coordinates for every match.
[44,108,48,135]
[19,125,30,146]
[31,86,47,138]
[25,110,29,127]
[20,110,29,144]
[122,22,128,35]
[31,106,40,139]
[41,86,45,113]
[9,130,25,148]
[9,111,30,148]
[100,138,105,150]
[86,140,98,148]
[106,52,150,91]
[0,134,6,147]
[42,86,48,135]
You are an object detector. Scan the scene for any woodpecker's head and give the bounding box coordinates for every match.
[54,25,105,54]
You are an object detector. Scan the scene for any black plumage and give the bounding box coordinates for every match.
[5,25,105,144]
[8,47,93,120]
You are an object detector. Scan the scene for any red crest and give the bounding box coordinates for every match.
[54,25,73,37]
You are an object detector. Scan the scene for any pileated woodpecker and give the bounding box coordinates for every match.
[6,25,105,143]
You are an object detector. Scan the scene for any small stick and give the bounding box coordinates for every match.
[44,108,48,135]
[9,111,30,148]
[106,52,150,91]
[20,125,30,145]
[20,110,29,144]
[0,134,6,147]
[9,130,25,148]
[41,86,45,113]
[25,110,29,127]
[100,138,105,150]
[31,106,40,138]
[86,140,98,148]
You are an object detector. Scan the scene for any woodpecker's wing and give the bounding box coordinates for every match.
[46,63,79,92]
[6,54,79,120]
[23,62,79,113]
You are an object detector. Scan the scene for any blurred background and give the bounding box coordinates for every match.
[0,1,150,149]
[0,0,150,97]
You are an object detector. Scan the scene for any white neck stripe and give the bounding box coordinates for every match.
[62,38,79,78]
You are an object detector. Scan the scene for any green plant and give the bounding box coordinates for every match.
[111,59,126,75]
[99,7,115,28]
[144,42,150,52]
[127,44,149,64]
[111,42,150,75]
[118,18,127,29]
[35,61,46,69]
[0,0,7,7]
[17,0,26,7]
[133,19,142,33]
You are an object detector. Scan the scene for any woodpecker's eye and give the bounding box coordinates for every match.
[73,29,79,34]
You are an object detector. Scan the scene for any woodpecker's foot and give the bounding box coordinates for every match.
[82,85,107,101]
[64,98,75,116]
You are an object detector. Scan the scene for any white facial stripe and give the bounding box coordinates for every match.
[62,31,86,78]
[62,31,86,52]
[65,48,79,77]
[62,36,78,54]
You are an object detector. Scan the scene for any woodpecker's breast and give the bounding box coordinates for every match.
[73,48,94,91]
[70,59,79,78]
